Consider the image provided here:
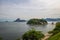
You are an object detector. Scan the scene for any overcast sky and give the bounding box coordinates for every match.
[0,0,60,19]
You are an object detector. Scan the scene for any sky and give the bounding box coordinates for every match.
[0,0,60,20]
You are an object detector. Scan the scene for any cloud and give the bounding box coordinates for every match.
[1,0,60,9]
[0,0,29,4]
[0,0,60,19]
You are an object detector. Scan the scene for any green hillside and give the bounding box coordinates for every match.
[48,32,60,40]
[27,19,47,25]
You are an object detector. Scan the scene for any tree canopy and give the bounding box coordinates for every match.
[22,29,44,40]
[27,19,48,25]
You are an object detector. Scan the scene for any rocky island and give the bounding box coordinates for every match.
[14,18,26,22]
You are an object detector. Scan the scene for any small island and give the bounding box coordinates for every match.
[27,18,48,25]
[14,18,26,22]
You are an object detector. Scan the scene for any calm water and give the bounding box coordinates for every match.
[0,22,55,40]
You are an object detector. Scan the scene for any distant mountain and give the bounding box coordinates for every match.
[45,18,60,21]
[14,18,26,22]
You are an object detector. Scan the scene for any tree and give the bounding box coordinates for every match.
[22,29,44,40]
[27,18,47,25]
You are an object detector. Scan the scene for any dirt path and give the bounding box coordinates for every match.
[41,33,52,40]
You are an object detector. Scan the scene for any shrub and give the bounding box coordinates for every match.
[48,32,60,40]
[22,29,44,40]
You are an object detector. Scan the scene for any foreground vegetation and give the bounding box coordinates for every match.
[48,32,60,40]
[22,29,44,40]
[48,22,60,40]
[48,22,60,35]
[0,37,3,40]
[27,19,48,25]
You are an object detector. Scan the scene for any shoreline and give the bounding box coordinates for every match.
[41,33,52,40]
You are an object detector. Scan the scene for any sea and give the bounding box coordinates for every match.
[0,22,56,40]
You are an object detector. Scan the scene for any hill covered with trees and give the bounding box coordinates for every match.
[27,19,48,25]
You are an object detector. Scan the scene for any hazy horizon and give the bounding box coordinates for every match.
[0,0,60,19]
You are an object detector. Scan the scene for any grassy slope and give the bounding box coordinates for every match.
[48,32,60,40]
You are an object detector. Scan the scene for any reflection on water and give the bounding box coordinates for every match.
[0,22,55,40]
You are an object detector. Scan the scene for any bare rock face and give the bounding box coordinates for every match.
[14,18,20,22]
[14,18,26,22]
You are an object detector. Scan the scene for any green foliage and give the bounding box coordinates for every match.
[0,37,3,40]
[56,22,60,27]
[16,38,20,40]
[53,22,60,35]
[48,22,60,35]
[27,19,47,25]
[22,29,44,40]
[48,22,60,40]
[48,32,60,40]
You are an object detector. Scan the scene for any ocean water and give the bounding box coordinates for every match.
[0,22,55,40]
